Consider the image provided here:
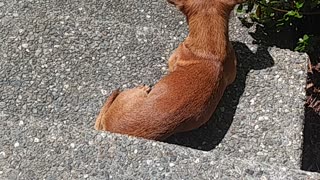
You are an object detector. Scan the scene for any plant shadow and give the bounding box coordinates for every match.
[238,13,320,51]
[302,107,320,172]
[301,49,320,172]
[165,41,274,151]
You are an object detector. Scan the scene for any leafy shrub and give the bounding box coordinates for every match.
[237,0,320,52]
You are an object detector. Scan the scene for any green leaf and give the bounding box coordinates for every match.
[295,2,304,9]
[284,10,303,19]
[295,34,311,52]
[286,10,296,16]
[303,34,310,41]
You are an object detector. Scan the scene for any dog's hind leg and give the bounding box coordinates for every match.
[95,89,120,130]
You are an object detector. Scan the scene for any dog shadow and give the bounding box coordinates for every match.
[165,41,274,151]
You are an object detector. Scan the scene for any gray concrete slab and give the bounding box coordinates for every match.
[0,0,315,178]
[1,118,320,179]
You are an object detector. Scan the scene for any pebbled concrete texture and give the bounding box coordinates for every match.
[0,0,317,179]
[1,123,320,179]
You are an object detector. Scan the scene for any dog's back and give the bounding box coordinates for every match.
[95,0,244,140]
[107,52,225,139]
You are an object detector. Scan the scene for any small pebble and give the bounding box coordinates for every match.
[22,43,28,48]
[146,160,152,165]
[100,133,107,138]
[19,121,24,126]
[14,142,19,147]
[260,176,268,180]
[34,138,40,143]
[0,151,5,157]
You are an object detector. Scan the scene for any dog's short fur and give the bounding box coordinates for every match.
[95,0,244,140]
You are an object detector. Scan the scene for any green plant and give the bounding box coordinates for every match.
[295,34,311,52]
[237,0,320,53]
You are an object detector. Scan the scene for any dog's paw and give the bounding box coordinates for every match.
[137,85,151,93]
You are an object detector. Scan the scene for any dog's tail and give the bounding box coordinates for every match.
[94,89,120,130]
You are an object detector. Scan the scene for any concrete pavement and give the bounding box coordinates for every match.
[0,0,317,179]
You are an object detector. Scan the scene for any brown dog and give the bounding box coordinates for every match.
[95,0,244,140]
